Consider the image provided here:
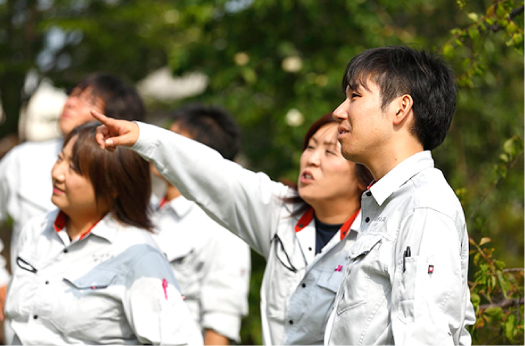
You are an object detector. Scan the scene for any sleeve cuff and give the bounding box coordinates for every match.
[201,312,242,343]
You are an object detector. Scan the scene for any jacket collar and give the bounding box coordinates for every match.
[295,207,361,240]
[53,211,118,243]
[369,151,434,206]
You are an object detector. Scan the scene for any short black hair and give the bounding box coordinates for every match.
[342,46,457,150]
[72,73,146,122]
[169,104,241,160]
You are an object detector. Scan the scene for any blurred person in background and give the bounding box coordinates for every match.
[92,110,373,345]
[5,122,202,345]
[150,104,250,345]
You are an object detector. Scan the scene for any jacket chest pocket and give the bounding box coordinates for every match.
[336,235,383,315]
[51,269,119,334]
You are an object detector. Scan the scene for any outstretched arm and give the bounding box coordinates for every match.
[91,110,140,150]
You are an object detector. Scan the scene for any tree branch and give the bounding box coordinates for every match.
[503,268,524,273]
[480,297,524,310]
[490,4,524,32]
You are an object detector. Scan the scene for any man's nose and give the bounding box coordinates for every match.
[332,100,349,122]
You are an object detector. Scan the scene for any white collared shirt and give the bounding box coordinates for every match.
[0,138,62,280]
[325,151,475,346]
[132,122,362,345]
[5,209,203,345]
[151,195,251,342]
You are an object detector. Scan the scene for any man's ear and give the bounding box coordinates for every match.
[392,94,413,126]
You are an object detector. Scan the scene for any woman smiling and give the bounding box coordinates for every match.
[5,122,202,345]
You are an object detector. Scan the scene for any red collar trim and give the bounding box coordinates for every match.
[295,207,360,240]
[295,208,314,233]
[54,211,67,233]
[367,180,376,190]
[339,209,360,240]
[53,211,104,240]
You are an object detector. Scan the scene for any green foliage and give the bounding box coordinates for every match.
[441,0,524,88]
[440,2,524,344]
[469,237,524,344]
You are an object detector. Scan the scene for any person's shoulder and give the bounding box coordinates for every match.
[2,138,63,164]
[113,223,161,252]
[411,167,463,214]
[12,138,62,153]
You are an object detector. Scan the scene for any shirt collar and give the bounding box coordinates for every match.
[369,151,434,206]
[53,211,118,243]
[295,207,361,240]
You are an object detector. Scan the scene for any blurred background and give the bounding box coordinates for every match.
[0,0,523,344]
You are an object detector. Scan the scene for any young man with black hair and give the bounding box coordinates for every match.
[325,46,475,345]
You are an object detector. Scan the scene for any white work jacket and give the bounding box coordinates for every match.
[0,138,62,277]
[5,209,203,345]
[151,195,251,342]
[325,151,475,345]
[133,122,361,345]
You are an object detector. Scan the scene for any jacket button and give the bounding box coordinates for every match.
[45,281,49,285]
[33,315,38,319]
[308,247,312,251]
[63,249,69,253]
[365,217,370,223]
[301,283,306,288]
[298,224,303,228]
[366,191,372,196]
[289,320,293,325]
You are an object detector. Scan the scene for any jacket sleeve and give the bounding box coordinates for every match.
[132,122,290,258]
[200,226,251,342]
[391,208,474,346]
[123,251,203,346]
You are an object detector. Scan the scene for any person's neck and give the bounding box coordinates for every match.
[311,197,360,225]
[165,184,181,202]
[367,138,423,181]
[66,212,105,240]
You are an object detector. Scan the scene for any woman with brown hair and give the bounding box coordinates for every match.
[5,122,202,345]
[92,110,373,345]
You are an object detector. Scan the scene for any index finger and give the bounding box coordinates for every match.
[91,110,114,126]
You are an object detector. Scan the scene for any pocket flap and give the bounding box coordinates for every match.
[348,234,383,260]
[317,270,344,293]
[63,269,117,290]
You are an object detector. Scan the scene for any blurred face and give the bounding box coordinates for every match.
[332,80,393,164]
[51,136,104,220]
[59,87,105,135]
[298,123,360,207]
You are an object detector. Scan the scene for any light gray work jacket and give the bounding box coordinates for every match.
[133,122,360,345]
